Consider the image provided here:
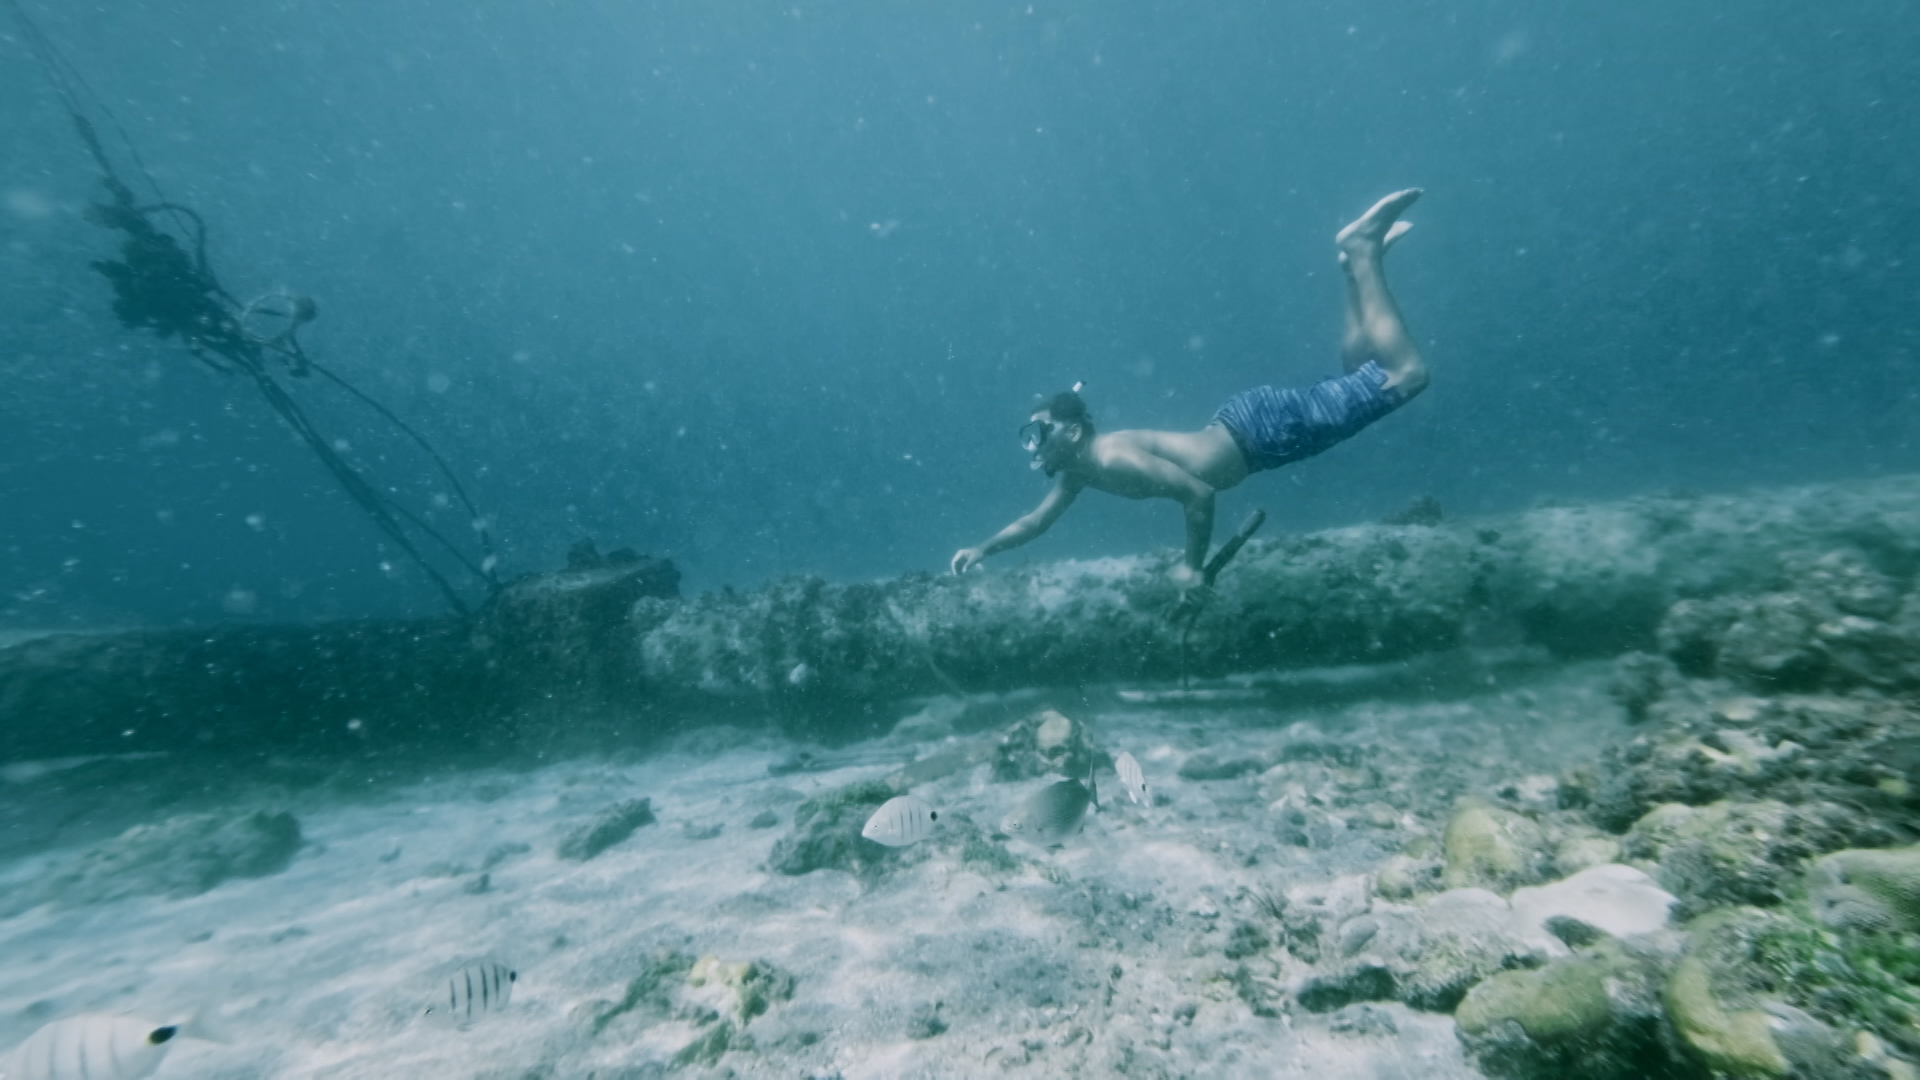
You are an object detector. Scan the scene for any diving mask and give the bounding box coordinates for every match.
[1018,419,1055,454]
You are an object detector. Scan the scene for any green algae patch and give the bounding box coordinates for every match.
[672,1021,747,1068]
[1442,799,1544,891]
[591,949,696,1035]
[1456,953,1611,1043]
[793,780,897,824]
[688,955,795,1023]
[1663,956,1789,1078]
[1752,901,1920,1060]
[960,835,1022,875]
[1454,939,1675,1079]
[1812,844,1920,933]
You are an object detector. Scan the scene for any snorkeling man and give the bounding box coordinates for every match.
[951,189,1429,593]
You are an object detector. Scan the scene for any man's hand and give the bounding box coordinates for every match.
[1168,562,1215,618]
[1168,562,1203,595]
[952,547,986,575]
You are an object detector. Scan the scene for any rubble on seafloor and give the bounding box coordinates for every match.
[1265,524,1920,1080]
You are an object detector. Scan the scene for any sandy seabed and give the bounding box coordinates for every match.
[0,653,1627,1079]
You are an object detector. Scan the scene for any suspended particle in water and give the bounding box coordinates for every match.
[1491,30,1530,65]
[3,187,53,219]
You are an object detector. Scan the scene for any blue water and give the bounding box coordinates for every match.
[2,0,1916,623]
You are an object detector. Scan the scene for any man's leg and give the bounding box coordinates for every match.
[1336,189,1427,399]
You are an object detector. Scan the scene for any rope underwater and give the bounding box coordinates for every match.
[5,0,500,614]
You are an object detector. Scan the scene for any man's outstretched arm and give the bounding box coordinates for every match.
[952,476,1083,574]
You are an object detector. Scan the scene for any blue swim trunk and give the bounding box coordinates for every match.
[1212,360,1406,474]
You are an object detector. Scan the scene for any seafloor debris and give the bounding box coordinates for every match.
[768,781,897,876]
[992,706,1094,782]
[584,949,794,1067]
[557,798,655,862]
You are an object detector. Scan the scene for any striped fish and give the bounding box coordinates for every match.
[424,960,517,1028]
[2,1014,184,1080]
[1114,751,1150,806]
[861,795,940,847]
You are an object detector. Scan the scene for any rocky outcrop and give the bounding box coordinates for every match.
[1442,799,1553,892]
[0,555,680,761]
[1588,691,1920,841]
[630,476,1920,725]
[766,781,900,877]
[1455,938,1675,1080]
[1301,886,1532,1013]
[992,707,1096,783]
[1625,800,1859,913]
[9,473,1920,757]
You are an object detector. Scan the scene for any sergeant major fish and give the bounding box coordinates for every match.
[423,959,517,1029]
[2,1012,217,1080]
[1001,761,1099,846]
[1113,751,1150,806]
[861,795,939,847]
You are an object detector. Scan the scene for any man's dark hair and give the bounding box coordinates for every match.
[1041,388,1094,435]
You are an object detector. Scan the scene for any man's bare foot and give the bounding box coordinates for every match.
[1341,221,1413,267]
[1336,188,1422,263]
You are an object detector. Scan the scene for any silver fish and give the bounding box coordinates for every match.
[3,1014,190,1080]
[424,960,517,1028]
[1114,751,1150,806]
[861,795,940,847]
[1001,762,1099,845]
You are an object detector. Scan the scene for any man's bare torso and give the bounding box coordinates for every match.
[1076,424,1250,497]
